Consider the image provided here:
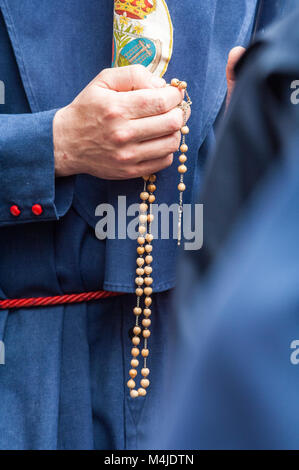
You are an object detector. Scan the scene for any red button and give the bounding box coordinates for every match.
[32,204,43,216]
[10,205,21,217]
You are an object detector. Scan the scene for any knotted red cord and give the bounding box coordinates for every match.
[0,290,125,310]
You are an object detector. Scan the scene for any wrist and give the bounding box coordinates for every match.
[53,107,79,177]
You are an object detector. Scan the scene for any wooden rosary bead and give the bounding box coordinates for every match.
[178,81,187,89]
[171,78,180,87]
[178,164,187,174]
[137,246,145,255]
[143,308,151,317]
[178,183,186,192]
[149,175,156,182]
[138,388,147,397]
[145,244,153,253]
[140,378,150,388]
[137,237,145,245]
[131,358,139,368]
[135,288,143,297]
[181,125,189,135]
[141,348,149,357]
[127,379,136,389]
[145,255,153,264]
[129,369,137,378]
[142,318,151,328]
[144,266,152,275]
[137,257,144,267]
[148,194,155,203]
[131,347,140,357]
[140,191,149,200]
[144,287,152,296]
[133,307,142,315]
[143,329,151,338]
[136,268,144,276]
[139,214,147,224]
[145,234,154,243]
[144,297,152,306]
[179,154,187,163]
[180,143,188,153]
[147,214,154,223]
[147,184,156,193]
[139,203,148,212]
[144,277,153,286]
[133,326,141,336]
[135,277,144,286]
[132,336,140,346]
[130,390,139,398]
[138,225,146,235]
[141,368,150,377]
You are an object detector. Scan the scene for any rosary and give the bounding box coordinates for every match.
[127,79,192,398]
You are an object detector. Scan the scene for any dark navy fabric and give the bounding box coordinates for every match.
[253,0,298,38]
[0,0,257,449]
[153,9,299,450]
[160,148,299,450]
[196,7,299,272]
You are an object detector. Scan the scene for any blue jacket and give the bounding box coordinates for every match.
[0,0,257,449]
[0,0,257,295]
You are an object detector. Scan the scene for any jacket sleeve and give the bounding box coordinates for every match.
[0,109,74,226]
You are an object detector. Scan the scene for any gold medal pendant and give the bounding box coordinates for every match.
[112,0,173,78]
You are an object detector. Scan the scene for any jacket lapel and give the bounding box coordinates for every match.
[0,0,114,112]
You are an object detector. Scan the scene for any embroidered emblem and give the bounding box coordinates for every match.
[113,0,173,77]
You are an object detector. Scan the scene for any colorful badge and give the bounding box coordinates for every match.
[113,0,173,77]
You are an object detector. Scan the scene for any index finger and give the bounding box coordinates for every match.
[119,86,184,119]
[94,64,166,91]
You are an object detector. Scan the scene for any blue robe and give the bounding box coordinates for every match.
[156,7,299,450]
[0,0,257,449]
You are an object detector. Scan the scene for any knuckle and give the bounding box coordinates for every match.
[115,147,134,163]
[104,105,121,120]
[132,64,145,73]
[98,67,110,81]
[111,127,131,145]
[169,132,181,152]
[130,64,146,83]
[169,112,183,132]
[160,154,174,170]
[139,95,150,110]
[114,149,127,163]
[155,95,168,114]
[128,146,137,161]
[175,130,181,145]
[166,153,174,166]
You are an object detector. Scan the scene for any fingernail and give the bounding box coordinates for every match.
[151,76,166,88]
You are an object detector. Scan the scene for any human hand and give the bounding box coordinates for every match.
[53,65,189,179]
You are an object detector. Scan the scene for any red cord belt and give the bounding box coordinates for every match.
[0,290,124,310]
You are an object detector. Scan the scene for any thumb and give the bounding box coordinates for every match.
[95,64,166,92]
[226,46,246,107]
